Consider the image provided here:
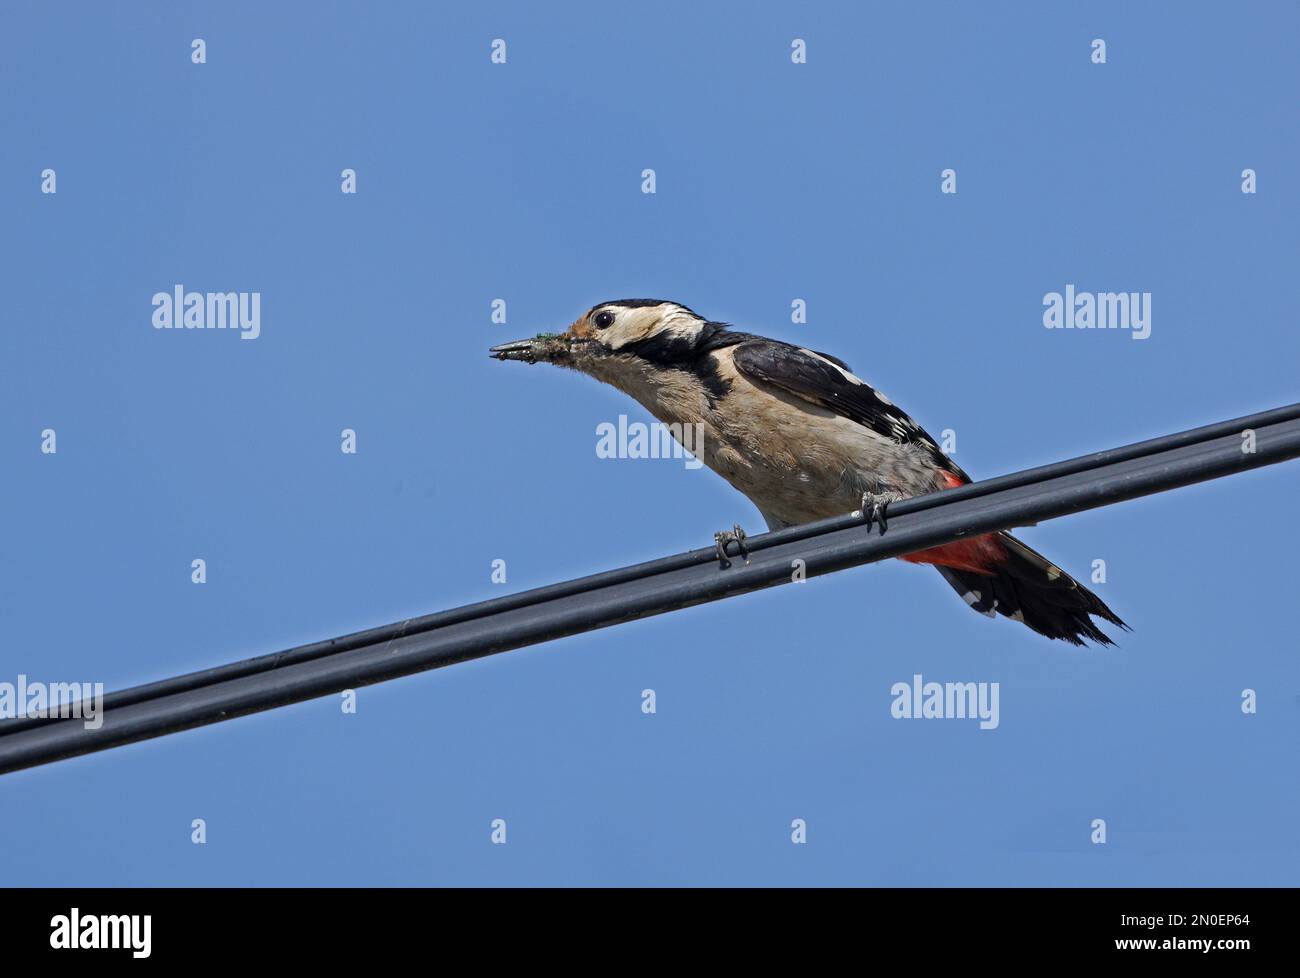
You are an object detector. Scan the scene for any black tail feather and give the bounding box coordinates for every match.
[936,532,1129,647]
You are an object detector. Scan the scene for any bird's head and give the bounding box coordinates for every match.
[489,299,708,374]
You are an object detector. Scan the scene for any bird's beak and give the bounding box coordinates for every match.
[488,338,542,363]
[489,332,584,364]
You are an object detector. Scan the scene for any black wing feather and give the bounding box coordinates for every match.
[729,339,964,479]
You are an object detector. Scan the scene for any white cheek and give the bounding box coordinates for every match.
[605,315,652,349]
[603,325,634,350]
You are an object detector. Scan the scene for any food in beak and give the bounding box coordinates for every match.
[488,339,538,362]
[489,333,572,363]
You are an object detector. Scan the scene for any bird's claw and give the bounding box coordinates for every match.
[860,494,889,535]
[714,524,749,569]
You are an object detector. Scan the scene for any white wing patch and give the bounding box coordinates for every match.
[797,346,901,407]
[799,347,865,385]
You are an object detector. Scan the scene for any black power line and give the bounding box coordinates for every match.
[2,404,1298,775]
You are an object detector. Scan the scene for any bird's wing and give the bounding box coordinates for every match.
[729,339,968,481]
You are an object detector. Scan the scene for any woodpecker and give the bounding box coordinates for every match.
[490,299,1128,645]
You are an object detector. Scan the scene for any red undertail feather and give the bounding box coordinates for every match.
[899,535,1008,575]
[900,468,1129,645]
[898,469,1007,575]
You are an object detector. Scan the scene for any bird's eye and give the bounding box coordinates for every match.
[594,311,615,329]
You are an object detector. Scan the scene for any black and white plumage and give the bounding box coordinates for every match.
[491,299,1127,645]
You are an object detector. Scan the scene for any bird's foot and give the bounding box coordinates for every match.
[714,524,749,569]
[859,492,893,535]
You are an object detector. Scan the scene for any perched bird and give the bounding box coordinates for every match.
[490,299,1128,645]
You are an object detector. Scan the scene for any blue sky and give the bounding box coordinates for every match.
[2,1,1297,886]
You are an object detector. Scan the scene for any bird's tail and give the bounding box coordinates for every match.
[901,531,1128,646]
